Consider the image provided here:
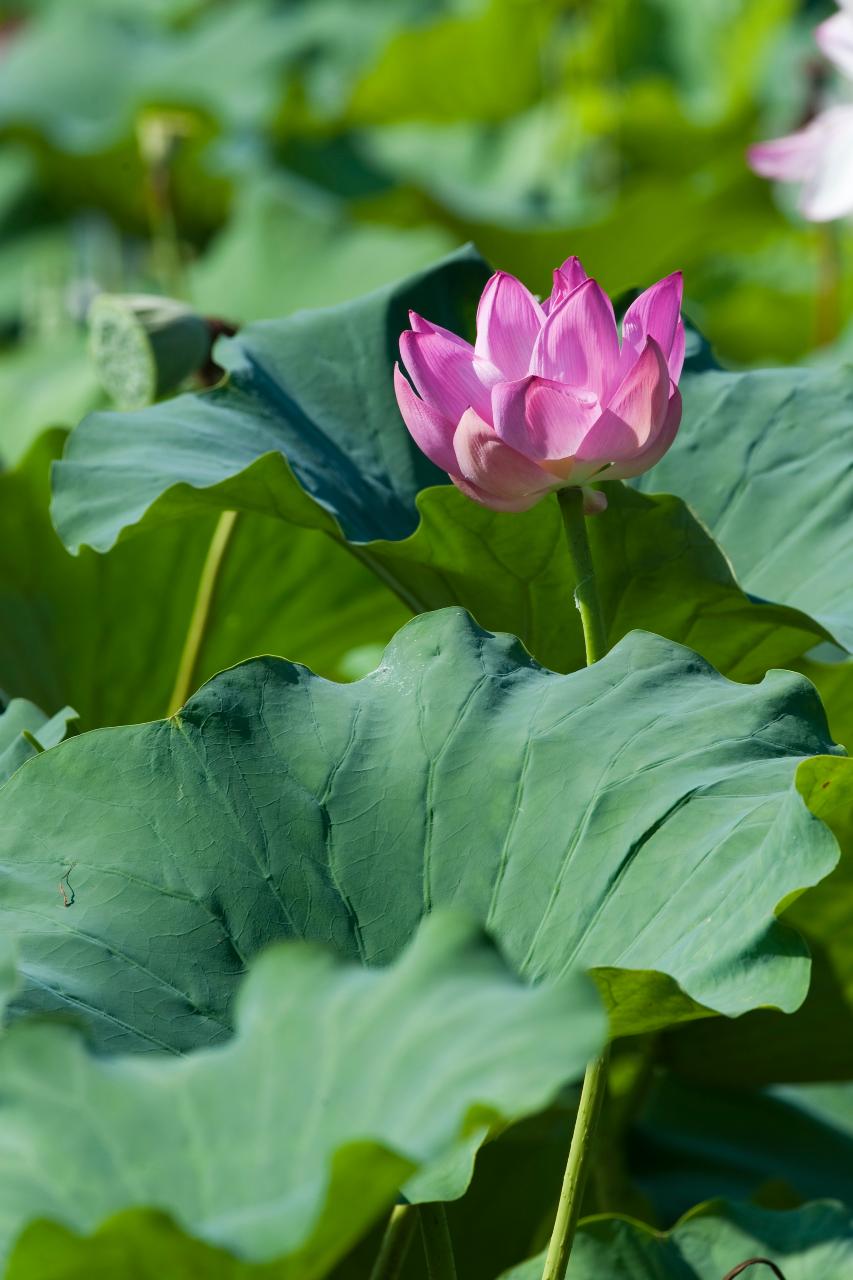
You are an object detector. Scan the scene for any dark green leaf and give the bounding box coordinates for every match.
[502,1200,853,1279]
[630,1075,853,1223]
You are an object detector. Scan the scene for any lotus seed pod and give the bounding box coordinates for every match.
[87,293,213,410]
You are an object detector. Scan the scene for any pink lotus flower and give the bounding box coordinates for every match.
[748,3,853,221]
[394,258,683,514]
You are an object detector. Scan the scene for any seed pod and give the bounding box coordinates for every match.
[88,292,214,410]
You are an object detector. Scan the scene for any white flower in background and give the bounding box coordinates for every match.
[748,1,853,221]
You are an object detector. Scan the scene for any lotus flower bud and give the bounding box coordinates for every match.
[88,293,221,410]
[394,257,683,514]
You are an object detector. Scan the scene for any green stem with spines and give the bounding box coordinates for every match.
[541,486,611,1280]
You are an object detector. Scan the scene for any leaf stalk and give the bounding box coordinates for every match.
[369,1203,418,1280]
[418,1203,458,1280]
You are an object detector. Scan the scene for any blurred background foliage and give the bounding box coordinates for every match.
[0,0,848,470]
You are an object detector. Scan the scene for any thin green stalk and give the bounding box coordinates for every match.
[418,1204,457,1280]
[138,113,187,298]
[542,485,611,1280]
[369,1204,418,1280]
[541,1049,610,1280]
[167,510,239,716]
[557,487,608,663]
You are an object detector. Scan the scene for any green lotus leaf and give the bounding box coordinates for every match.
[662,751,853,1085]
[634,351,853,652]
[0,912,604,1276]
[51,251,826,681]
[0,610,843,1052]
[501,1200,853,1279]
[7,1213,247,1280]
[0,939,16,1021]
[0,698,77,785]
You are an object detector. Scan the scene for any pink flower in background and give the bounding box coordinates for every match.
[748,2,853,221]
[394,258,683,514]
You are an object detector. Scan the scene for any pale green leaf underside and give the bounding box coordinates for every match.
[0,914,604,1276]
[0,611,842,1054]
[502,1200,853,1279]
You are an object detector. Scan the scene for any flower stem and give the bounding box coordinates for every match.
[542,485,611,1280]
[369,1204,418,1280]
[557,487,608,663]
[541,1049,610,1280]
[167,510,239,716]
[418,1204,458,1280]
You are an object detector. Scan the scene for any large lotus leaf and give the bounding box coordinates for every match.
[0,913,605,1276]
[633,353,853,651]
[0,699,77,785]
[51,251,826,681]
[662,752,853,1085]
[5,1111,577,1280]
[0,430,407,729]
[501,1200,853,1280]
[630,1075,853,1223]
[0,609,843,1053]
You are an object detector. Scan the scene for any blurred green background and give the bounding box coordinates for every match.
[0,0,846,469]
